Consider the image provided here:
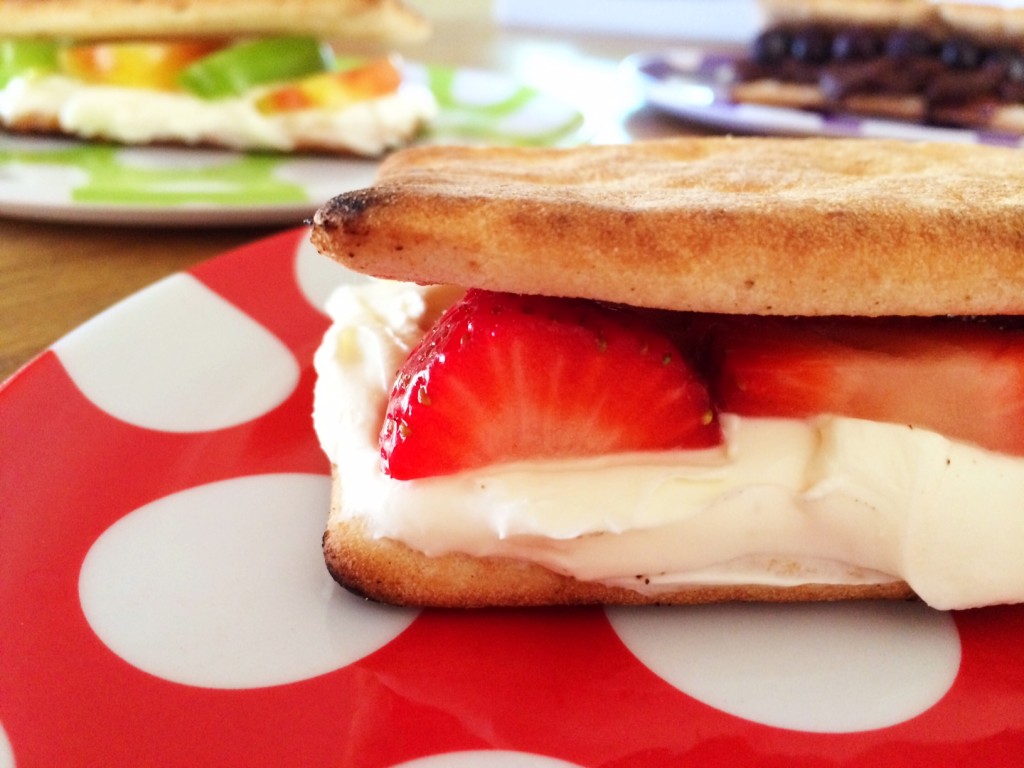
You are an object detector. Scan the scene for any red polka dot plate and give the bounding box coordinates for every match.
[3,228,1024,768]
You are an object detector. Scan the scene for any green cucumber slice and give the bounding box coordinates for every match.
[0,39,60,87]
[178,36,334,99]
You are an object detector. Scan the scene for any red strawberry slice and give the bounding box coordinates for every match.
[709,314,1024,454]
[380,290,723,479]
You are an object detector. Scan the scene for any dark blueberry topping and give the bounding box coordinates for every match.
[983,48,1013,71]
[741,21,1024,109]
[939,37,983,70]
[752,28,792,65]
[791,26,832,64]
[986,48,1024,82]
[832,28,883,61]
[885,29,935,59]
[1008,54,1024,83]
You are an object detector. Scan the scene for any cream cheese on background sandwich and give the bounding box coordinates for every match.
[0,0,436,155]
[309,136,1024,610]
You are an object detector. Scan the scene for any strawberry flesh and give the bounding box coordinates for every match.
[380,290,723,479]
[380,288,1024,479]
[708,315,1024,455]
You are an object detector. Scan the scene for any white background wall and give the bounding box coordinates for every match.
[493,0,763,44]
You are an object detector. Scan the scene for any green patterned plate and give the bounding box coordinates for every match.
[0,63,586,226]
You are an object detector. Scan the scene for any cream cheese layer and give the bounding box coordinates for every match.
[0,74,437,155]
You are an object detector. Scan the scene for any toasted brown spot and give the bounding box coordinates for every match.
[317,189,396,237]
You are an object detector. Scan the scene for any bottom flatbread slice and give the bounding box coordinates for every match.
[324,469,916,608]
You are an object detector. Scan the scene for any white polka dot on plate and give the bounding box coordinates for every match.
[389,751,585,768]
[606,601,960,733]
[0,720,13,768]
[293,234,368,313]
[53,274,299,432]
[79,474,417,689]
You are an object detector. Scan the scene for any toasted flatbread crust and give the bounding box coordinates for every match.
[0,0,429,43]
[311,137,1024,317]
[727,80,1024,134]
[757,0,1024,39]
[938,4,1024,44]
[757,0,937,29]
[728,80,930,121]
[323,469,915,608]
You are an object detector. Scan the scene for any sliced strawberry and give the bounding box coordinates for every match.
[380,290,722,480]
[709,314,1024,454]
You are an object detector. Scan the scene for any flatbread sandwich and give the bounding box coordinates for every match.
[0,0,435,155]
[731,0,1024,135]
[309,136,1024,610]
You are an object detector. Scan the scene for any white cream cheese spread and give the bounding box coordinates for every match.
[312,279,1024,610]
[0,74,437,155]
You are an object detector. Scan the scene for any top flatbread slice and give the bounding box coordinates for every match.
[0,0,430,43]
[310,137,1024,318]
[755,0,937,28]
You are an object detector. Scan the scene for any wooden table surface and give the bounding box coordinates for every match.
[0,1,726,382]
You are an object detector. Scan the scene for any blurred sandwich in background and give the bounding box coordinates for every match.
[732,0,1024,135]
[0,0,437,155]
